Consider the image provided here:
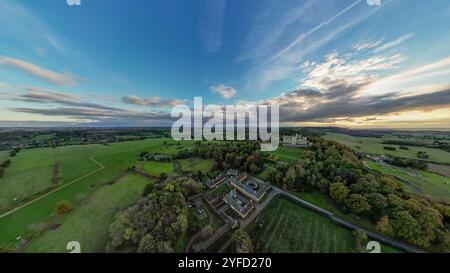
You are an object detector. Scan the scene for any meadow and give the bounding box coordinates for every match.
[141,161,175,176]
[365,160,450,203]
[0,138,188,249]
[25,174,151,253]
[179,158,214,174]
[324,133,450,164]
[264,146,305,163]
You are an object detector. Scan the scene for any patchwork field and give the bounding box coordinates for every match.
[264,147,305,162]
[179,158,214,174]
[324,133,450,164]
[25,174,151,253]
[365,160,450,203]
[0,138,187,248]
[141,161,175,176]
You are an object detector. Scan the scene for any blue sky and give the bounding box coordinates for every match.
[0,0,450,128]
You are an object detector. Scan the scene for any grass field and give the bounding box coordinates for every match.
[0,138,187,248]
[24,174,151,253]
[0,145,102,212]
[324,133,450,164]
[247,196,355,253]
[179,158,214,174]
[247,196,401,253]
[365,160,450,203]
[141,161,175,176]
[0,151,9,163]
[264,147,304,162]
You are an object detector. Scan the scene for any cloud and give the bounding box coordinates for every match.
[299,51,404,91]
[121,95,184,108]
[0,56,82,86]
[269,0,364,62]
[352,39,383,51]
[372,33,414,53]
[210,84,237,99]
[13,87,120,111]
[197,0,226,53]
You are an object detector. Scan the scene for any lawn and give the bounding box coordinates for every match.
[264,147,304,163]
[141,161,175,176]
[0,138,185,248]
[247,196,355,253]
[247,196,401,253]
[365,160,450,203]
[324,133,450,164]
[24,174,151,253]
[179,158,214,174]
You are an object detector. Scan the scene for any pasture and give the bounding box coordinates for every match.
[365,160,450,203]
[324,133,450,164]
[25,174,151,253]
[179,158,214,174]
[0,138,186,248]
[264,147,304,162]
[141,161,175,177]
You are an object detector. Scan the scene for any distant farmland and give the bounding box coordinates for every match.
[324,133,450,164]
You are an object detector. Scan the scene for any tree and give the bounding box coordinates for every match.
[390,210,423,246]
[329,182,349,203]
[56,200,72,215]
[346,194,371,214]
[137,234,156,253]
[232,229,253,253]
[375,215,394,237]
[352,230,368,252]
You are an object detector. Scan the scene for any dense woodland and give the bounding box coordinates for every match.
[107,177,202,253]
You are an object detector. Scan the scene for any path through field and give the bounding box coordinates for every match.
[0,156,105,219]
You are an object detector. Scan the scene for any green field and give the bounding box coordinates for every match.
[0,138,187,248]
[247,196,355,253]
[141,161,175,176]
[365,160,450,203]
[0,145,102,212]
[25,174,151,253]
[324,133,450,164]
[179,158,214,174]
[265,147,304,162]
[247,196,401,253]
[0,151,9,163]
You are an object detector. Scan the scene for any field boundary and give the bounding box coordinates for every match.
[0,156,105,219]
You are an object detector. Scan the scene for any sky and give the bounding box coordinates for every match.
[0,0,449,129]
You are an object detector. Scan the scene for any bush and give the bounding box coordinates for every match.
[56,201,72,215]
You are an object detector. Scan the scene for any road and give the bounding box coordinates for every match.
[0,156,105,219]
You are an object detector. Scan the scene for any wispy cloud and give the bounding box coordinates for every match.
[352,39,384,51]
[210,84,237,99]
[269,0,364,62]
[197,0,226,53]
[121,95,185,108]
[372,33,414,53]
[0,56,82,86]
